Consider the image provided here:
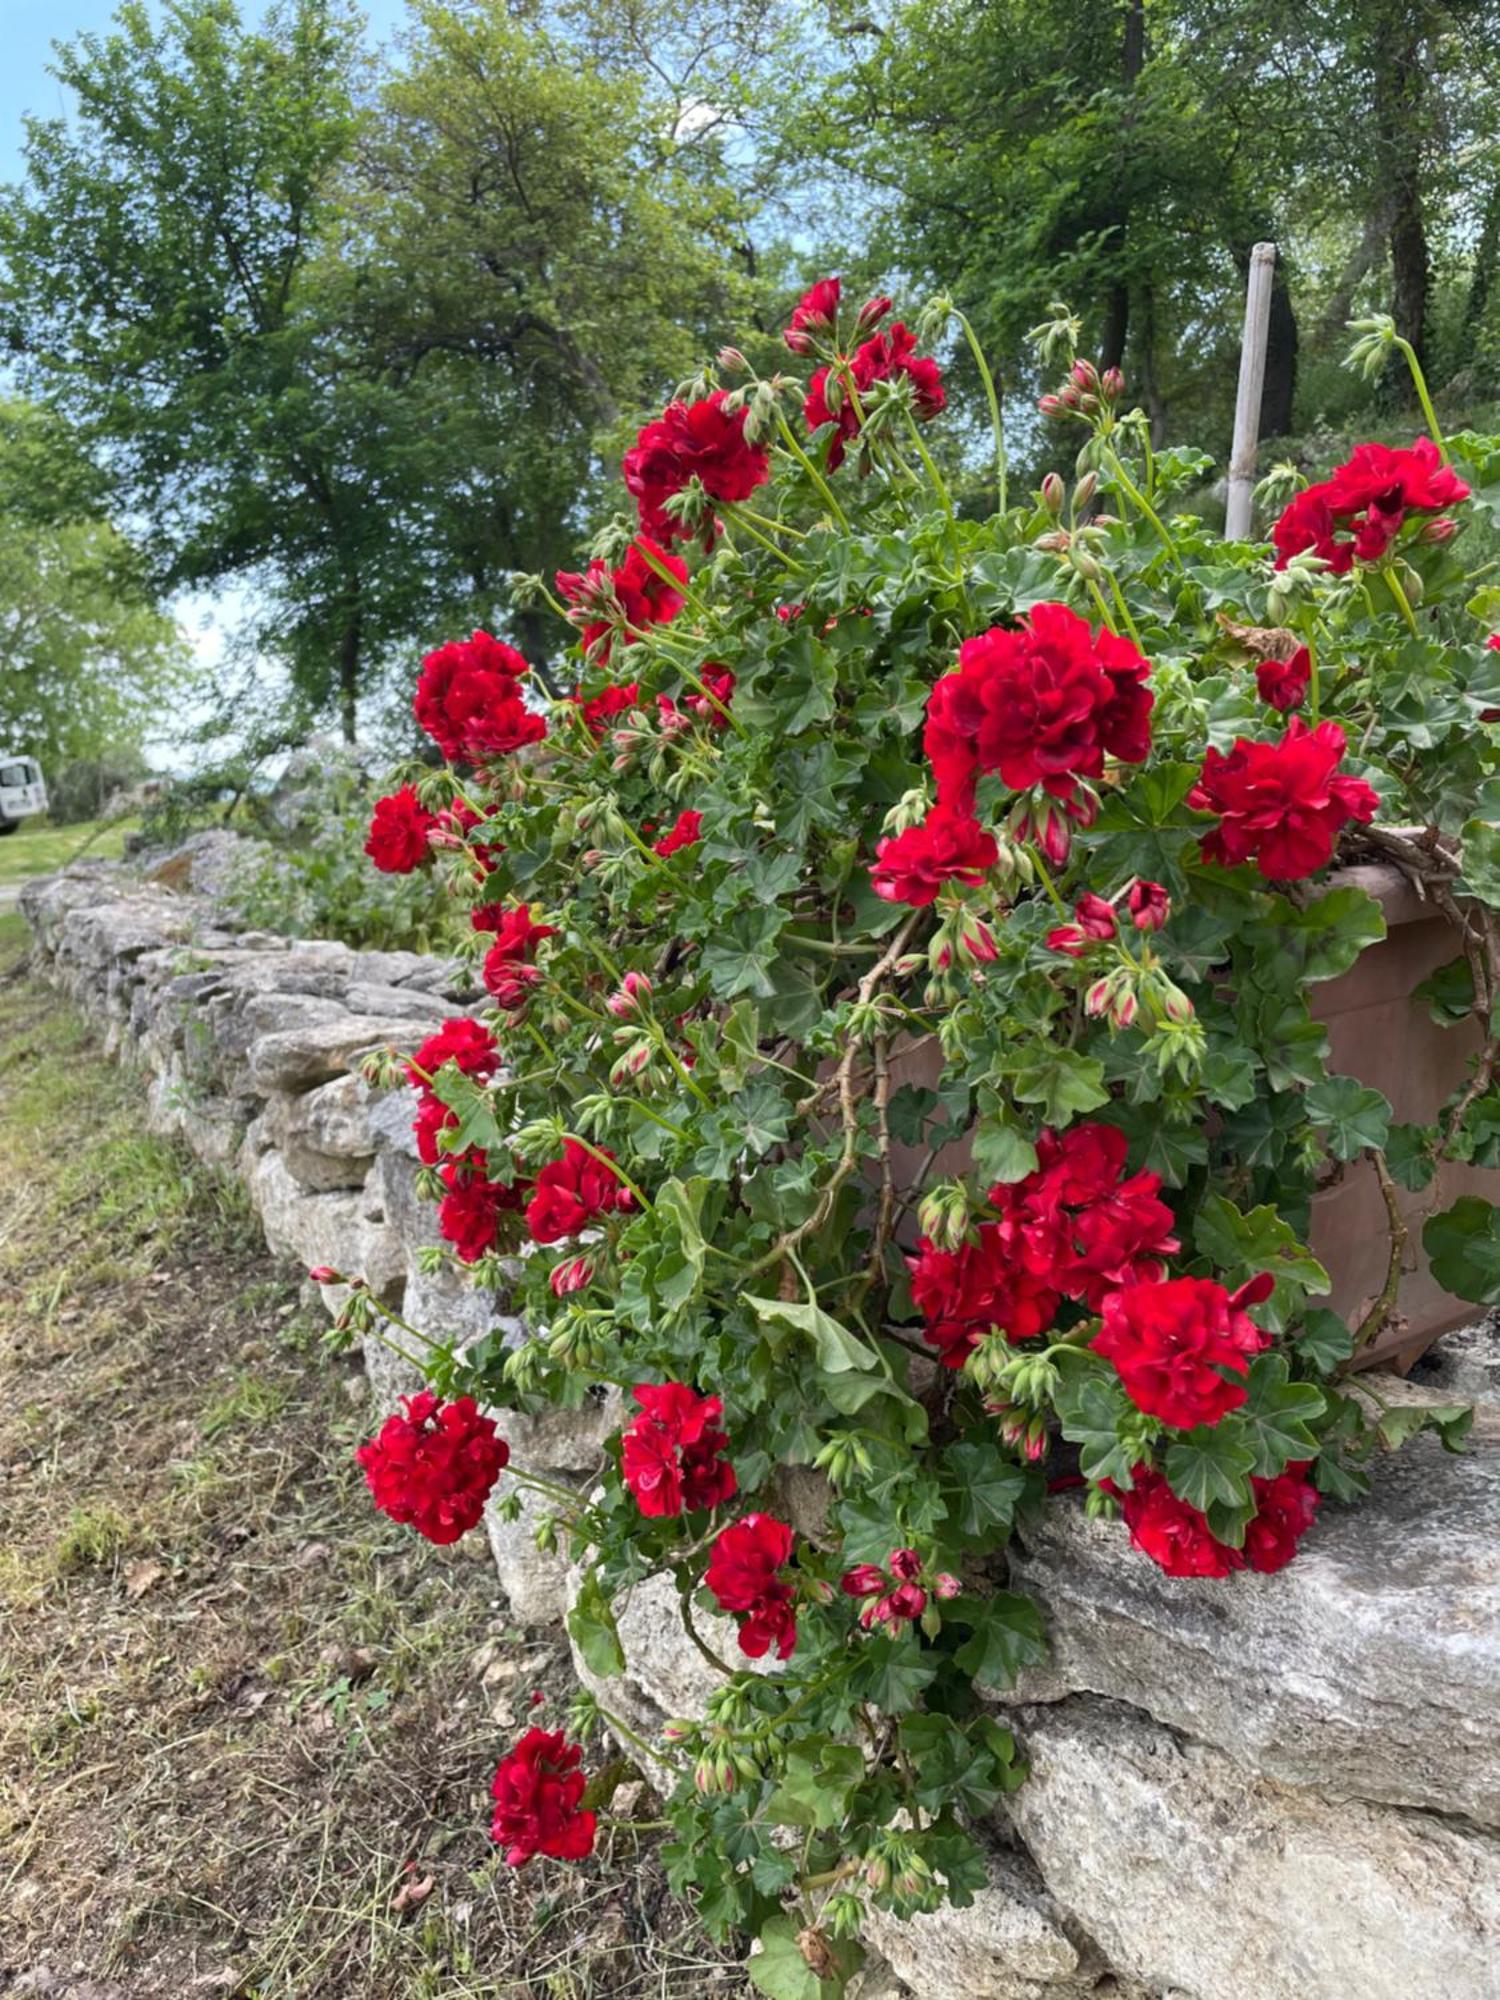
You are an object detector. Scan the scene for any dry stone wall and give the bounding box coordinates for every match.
[20,859,1500,2000]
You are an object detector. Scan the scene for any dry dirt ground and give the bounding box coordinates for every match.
[0,915,748,2000]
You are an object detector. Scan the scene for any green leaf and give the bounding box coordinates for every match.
[1257,886,1387,983]
[1010,1048,1109,1124]
[1238,1354,1326,1477]
[1163,1422,1256,1513]
[1055,1369,1138,1487]
[1459,820,1500,907]
[764,1738,867,1830]
[1305,1075,1392,1160]
[566,1571,624,1678]
[1292,1308,1356,1376]
[703,908,786,999]
[1425,1196,1500,1304]
[1385,1122,1439,1191]
[970,1114,1040,1185]
[749,1915,861,2000]
[745,1295,880,1374]
[953,1592,1047,1689]
[940,1441,1030,1540]
[1193,1195,1329,1295]
[653,1177,709,1312]
[1412,955,1476,1026]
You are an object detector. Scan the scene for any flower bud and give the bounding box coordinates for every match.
[717,345,748,373]
[857,294,894,332]
[1046,924,1088,957]
[1157,981,1194,1025]
[888,1546,922,1580]
[917,1181,970,1250]
[1084,975,1115,1019]
[1074,891,1117,940]
[1074,469,1098,509]
[1420,515,1457,545]
[1037,394,1064,419]
[1127,879,1171,930]
[1041,471,1065,516]
[782,327,814,355]
[959,919,998,965]
[549,1255,595,1298]
[841,1563,886,1598]
[307,1265,340,1285]
[605,970,653,1018]
[661,1719,694,1743]
[821,370,844,415]
[1071,358,1099,392]
[1100,366,1125,399]
[932,1572,962,1600]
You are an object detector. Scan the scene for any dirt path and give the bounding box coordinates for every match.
[0,925,743,1999]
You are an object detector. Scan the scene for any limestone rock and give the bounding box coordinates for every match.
[263,1074,378,1190]
[1411,1314,1500,1406]
[1007,1697,1500,2000]
[248,1150,366,1273]
[360,1327,427,1415]
[485,1479,576,1625]
[1005,1416,1500,1829]
[247,1013,438,1093]
[861,1846,1091,2000]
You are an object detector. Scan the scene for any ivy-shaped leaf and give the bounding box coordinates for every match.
[1424,1196,1500,1304]
[953,1592,1047,1689]
[1193,1194,1330,1294]
[1305,1075,1392,1160]
[1238,1354,1327,1477]
[1163,1421,1256,1513]
[1055,1368,1139,1487]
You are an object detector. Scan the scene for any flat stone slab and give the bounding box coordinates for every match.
[1006,1409,1500,1829]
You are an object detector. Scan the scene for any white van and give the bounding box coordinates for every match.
[0,755,48,835]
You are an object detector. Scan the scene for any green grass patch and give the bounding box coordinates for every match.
[0,814,139,892]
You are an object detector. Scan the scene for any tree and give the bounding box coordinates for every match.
[0,402,188,774]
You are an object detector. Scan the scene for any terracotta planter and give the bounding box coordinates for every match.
[1311,863,1496,1372]
[879,861,1497,1371]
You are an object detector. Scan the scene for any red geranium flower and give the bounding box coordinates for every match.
[908,1227,1059,1366]
[1114,1461,1320,1578]
[623,391,771,545]
[439,1152,527,1263]
[1188,717,1379,881]
[525,1140,635,1245]
[1126,879,1171,930]
[924,604,1153,814]
[685,664,736,724]
[1256,646,1311,713]
[869,806,999,907]
[1092,1274,1270,1429]
[785,276,841,349]
[705,1513,798,1660]
[557,537,688,664]
[621,1383,738,1518]
[414,631,547,763]
[413,1091,457,1166]
[804,322,945,470]
[1273,439,1469,573]
[473,902,557,1011]
[578,682,642,735]
[988,1122,1179,1311]
[653,808,703,858]
[407,1018,501,1094]
[490,1727,597,1867]
[365,786,436,874]
[356,1389,508,1544]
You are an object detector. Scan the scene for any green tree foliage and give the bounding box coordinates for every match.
[0,403,187,775]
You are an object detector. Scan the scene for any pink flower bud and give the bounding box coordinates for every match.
[1071,359,1099,391]
[1037,394,1064,419]
[307,1265,340,1285]
[549,1255,595,1298]
[1041,471,1065,516]
[782,326,815,355]
[1420,515,1458,545]
[841,1564,886,1598]
[1084,976,1114,1019]
[605,970,653,1018]
[1127,880,1170,930]
[717,346,748,373]
[1046,924,1089,957]
[1111,987,1139,1029]
[960,919,998,965]
[888,1547,922,1580]
[1100,366,1125,399]
[882,1582,927,1623]
[932,1573,962,1600]
[1158,984,1194,1025]
[1074,892,1117,940]
[856,295,893,332]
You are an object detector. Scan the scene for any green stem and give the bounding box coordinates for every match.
[1104,447,1179,562]
[1395,336,1448,458]
[774,410,851,529]
[955,308,1007,513]
[1384,566,1421,636]
[722,505,808,575]
[1306,632,1321,723]
[1083,575,1120,636]
[1104,570,1145,649]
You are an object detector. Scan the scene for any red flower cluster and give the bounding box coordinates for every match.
[925,604,1154,815]
[439,1150,527,1263]
[473,901,557,1011]
[356,1389,508,1544]
[621,1383,737,1518]
[1093,1274,1272,1429]
[909,1228,1059,1368]
[1256,646,1311,714]
[414,631,547,763]
[1189,718,1379,881]
[1273,439,1469,573]
[526,1139,635,1245]
[1046,890,1118,954]
[653,808,703,857]
[705,1513,798,1659]
[623,391,770,545]
[870,804,999,907]
[684,664,736,725]
[556,536,688,664]
[578,682,641,735]
[1115,1463,1320,1578]
[804,323,945,469]
[991,1122,1179,1311]
[365,785,435,874]
[910,1123,1175,1365]
[406,1017,502,1166]
[490,1727,597,1867]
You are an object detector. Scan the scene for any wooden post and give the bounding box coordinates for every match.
[1225,242,1277,541]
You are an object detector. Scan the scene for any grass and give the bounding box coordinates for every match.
[0,814,139,894]
[0,921,749,1998]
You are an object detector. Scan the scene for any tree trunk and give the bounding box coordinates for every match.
[1373,22,1430,372]
[1463,171,1500,347]
[338,610,362,745]
[1099,0,1146,375]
